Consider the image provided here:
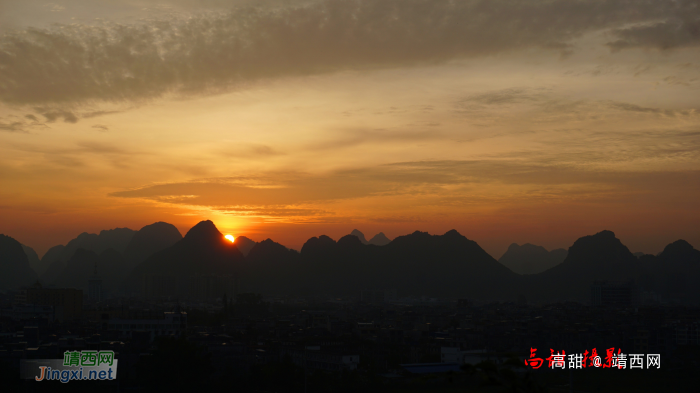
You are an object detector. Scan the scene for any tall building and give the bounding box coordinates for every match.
[88,262,103,303]
[26,286,83,321]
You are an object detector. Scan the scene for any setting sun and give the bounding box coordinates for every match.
[224,234,235,243]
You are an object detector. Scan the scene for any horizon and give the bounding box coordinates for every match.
[2,0,699,265]
[11,218,692,262]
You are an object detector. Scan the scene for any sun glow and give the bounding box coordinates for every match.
[225,234,235,243]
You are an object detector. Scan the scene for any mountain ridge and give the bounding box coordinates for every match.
[3,225,699,304]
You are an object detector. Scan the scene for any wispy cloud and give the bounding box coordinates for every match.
[217,143,286,158]
[607,17,700,52]
[0,114,49,133]
[0,120,27,133]
[109,158,700,222]
[91,124,109,132]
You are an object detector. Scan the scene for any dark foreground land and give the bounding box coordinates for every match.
[1,296,698,393]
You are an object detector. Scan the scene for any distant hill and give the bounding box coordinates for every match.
[350,230,369,245]
[123,222,182,270]
[21,244,48,275]
[368,232,391,246]
[0,234,38,290]
[250,229,519,299]
[522,230,640,303]
[129,220,246,297]
[233,236,257,256]
[40,228,135,283]
[348,230,391,246]
[243,229,700,304]
[242,238,301,293]
[498,243,567,274]
[6,224,700,305]
[40,245,65,275]
[51,248,129,295]
[40,223,183,288]
[635,240,700,303]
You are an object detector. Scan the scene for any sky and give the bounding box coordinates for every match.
[1,0,699,259]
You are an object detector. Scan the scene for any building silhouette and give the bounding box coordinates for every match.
[88,262,103,303]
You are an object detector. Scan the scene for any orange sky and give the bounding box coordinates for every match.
[1,0,699,258]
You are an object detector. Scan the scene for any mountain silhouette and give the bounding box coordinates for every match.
[368,232,391,246]
[123,222,182,269]
[498,243,567,274]
[347,230,391,246]
[51,248,127,295]
[6,223,700,305]
[0,234,38,290]
[338,234,364,250]
[129,220,245,297]
[523,230,639,303]
[40,228,135,283]
[243,239,301,293]
[233,236,257,256]
[247,239,298,264]
[260,229,519,299]
[40,244,65,273]
[300,235,337,259]
[21,244,47,275]
[638,240,700,303]
[51,248,101,291]
[350,229,369,245]
[42,223,181,288]
[658,240,699,265]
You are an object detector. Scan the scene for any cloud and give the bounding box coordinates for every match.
[110,159,700,215]
[91,124,109,132]
[5,139,139,169]
[454,87,699,127]
[218,143,285,158]
[0,120,27,132]
[33,108,78,123]
[607,17,700,51]
[75,141,129,154]
[459,88,549,106]
[0,114,49,133]
[532,128,700,165]
[608,102,696,117]
[219,206,333,221]
[44,3,65,13]
[82,110,122,118]
[306,127,440,151]
[0,0,691,107]
[109,174,382,206]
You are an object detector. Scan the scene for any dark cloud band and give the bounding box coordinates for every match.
[0,0,694,107]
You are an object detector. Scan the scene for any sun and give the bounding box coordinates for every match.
[224,234,235,243]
